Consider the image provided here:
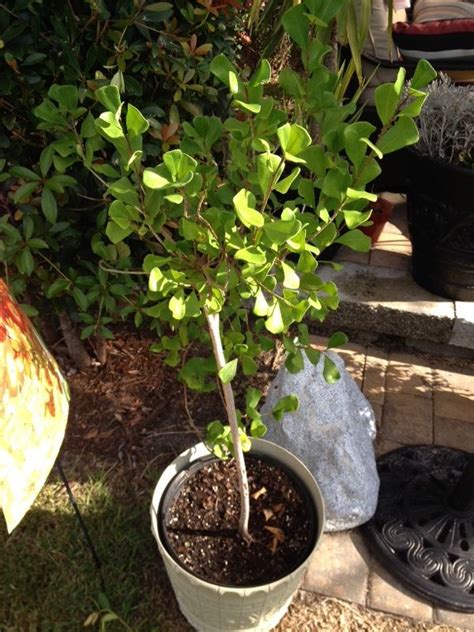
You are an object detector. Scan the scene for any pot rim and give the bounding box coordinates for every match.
[150,438,325,594]
[408,146,474,177]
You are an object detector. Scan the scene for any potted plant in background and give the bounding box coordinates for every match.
[29,0,433,626]
[406,75,474,301]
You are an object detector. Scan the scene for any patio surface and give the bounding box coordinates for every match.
[302,334,474,630]
[319,194,474,350]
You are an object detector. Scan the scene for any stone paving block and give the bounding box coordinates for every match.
[369,249,410,270]
[319,263,455,344]
[434,416,474,451]
[363,353,388,406]
[433,365,474,397]
[374,437,405,457]
[335,247,371,266]
[434,391,474,424]
[382,393,433,444]
[304,531,370,606]
[386,352,434,399]
[367,560,433,622]
[434,607,474,630]
[450,301,474,350]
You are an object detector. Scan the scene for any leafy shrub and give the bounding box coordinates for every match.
[0,0,242,340]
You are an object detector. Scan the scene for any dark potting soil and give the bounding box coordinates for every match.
[162,456,315,587]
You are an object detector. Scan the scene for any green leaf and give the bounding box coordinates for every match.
[18,248,34,275]
[250,417,267,438]
[143,168,169,189]
[282,4,309,50]
[229,71,239,95]
[327,331,348,349]
[39,145,55,178]
[323,355,340,384]
[272,394,299,422]
[264,218,299,245]
[257,152,284,196]
[305,347,321,366]
[28,238,48,250]
[281,261,299,289]
[265,301,284,334]
[335,229,371,252]
[10,166,40,181]
[169,291,186,320]
[41,188,58,224]
[72,287,88,311]
[279,68,305,99]
[146,2,173,10]
[346,188,377,202]
[126,104,149,137]
[46,278,69,298]
[210,54,240,89]
[233,100,261,114]
[241,354,258,376]
[48,84,78,111]
[285,349,304,373]
[343,210,372,229]
[377,116,419,155]
[233,189,264,228]
[411,59,437,91]
[277,123,312,162]
[95,85,121,114]
[218,359,238,384]
[13,182,38,203]
[343,122,376,169]
[235,247,266,265]
[374,83,400,126]
[250,59,271,86]
[274,167,300,194]
[254,289,270,317]
[106,221,132,244]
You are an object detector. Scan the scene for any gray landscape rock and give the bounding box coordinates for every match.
[261,351,379,531]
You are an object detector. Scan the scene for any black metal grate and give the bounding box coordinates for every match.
[362,446,474,612]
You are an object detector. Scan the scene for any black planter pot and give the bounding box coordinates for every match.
[406,149,474,301]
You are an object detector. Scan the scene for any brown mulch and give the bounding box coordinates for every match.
[60,327,281,471]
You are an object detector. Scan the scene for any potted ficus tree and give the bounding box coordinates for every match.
[30,2,434,627]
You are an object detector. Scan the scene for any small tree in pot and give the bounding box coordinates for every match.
[32,2,433,625]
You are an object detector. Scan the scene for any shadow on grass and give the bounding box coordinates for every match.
[0,468,191,632]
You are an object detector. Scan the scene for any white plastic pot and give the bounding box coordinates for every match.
[150,438,325,632]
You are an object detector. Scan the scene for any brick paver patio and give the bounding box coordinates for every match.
[304,335,474,631]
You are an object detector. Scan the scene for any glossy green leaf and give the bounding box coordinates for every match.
[272,394,299,422]
[126,104,149,137]
[95,85,121,114]
[377,116,419,155]
[233,189,264,228]
[327,331,348,349]
[323,354,341,384]
[41,188,58,224]
[411,59,437,91]
[218,359,238,384]
[335,229,371,252]
[277,123,312,162]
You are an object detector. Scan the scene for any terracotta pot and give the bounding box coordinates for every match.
[361,197,394,244]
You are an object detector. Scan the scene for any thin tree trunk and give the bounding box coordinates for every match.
[58,310,92,370]
[205,310,251,541]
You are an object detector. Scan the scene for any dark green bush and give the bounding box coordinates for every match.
[0,0,243,349]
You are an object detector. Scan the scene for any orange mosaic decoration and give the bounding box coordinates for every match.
[0,279,69,533]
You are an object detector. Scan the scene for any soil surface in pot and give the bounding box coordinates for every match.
[162,455,315,587]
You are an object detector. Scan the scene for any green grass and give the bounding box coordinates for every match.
[0,464,182,632]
